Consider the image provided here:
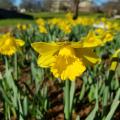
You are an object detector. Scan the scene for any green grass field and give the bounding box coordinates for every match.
[0,12,105,27]
[0,12,65,27]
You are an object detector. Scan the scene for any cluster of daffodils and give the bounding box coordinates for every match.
[34,13,120,35]
[85,30,113,45]
[3,13,118,81]
[0,32,24,56]
[31,15,118,81]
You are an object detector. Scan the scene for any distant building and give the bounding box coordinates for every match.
[78,1,96,12]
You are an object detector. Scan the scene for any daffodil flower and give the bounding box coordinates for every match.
[32,41,101,81]
[110,49,120,71]
[0,32,25,56]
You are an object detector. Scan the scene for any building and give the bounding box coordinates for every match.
[78,1,96,13]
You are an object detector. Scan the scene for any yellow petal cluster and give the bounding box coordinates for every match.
[36,18,47,33]
[17,24,27,31]
[31,41,101,81]
[95,29,114,44]
[0,32,25,56]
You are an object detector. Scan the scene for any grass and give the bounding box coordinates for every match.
[0,12,66,28]
[27,11,66,19]
[0,12,103,27]
[0,11,120,28]
[0,19,34,27]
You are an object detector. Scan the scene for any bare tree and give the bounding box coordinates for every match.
[72,0,92,19]
[72,0,80,19]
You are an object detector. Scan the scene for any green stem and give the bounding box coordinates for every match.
[14,53,17,80]
[64,80,70,120]
[4,56,8,72]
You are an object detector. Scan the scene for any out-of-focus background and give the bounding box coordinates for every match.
[0,0,120,28]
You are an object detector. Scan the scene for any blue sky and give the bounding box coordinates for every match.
[14,0,109,6]
[14,0,21,6]
[93,0,109,5]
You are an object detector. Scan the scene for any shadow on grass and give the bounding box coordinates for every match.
[0,8,34,20]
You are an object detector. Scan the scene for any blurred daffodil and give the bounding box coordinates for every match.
[82,31,103,47]
[36,18,47,33]
[58,21,71,34]
[36,18,46,26]
[17,24,27,30]
[95,29,114,44]
[38,26,47,34]
[31,41,100,80]
[110,49,120,71]
[0,32,25,56]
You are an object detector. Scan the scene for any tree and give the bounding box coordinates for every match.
[72,0,80,19]
[42,0,54,11]
[72,0,92,19]
[0,0,14,9]
[20,0,43,11]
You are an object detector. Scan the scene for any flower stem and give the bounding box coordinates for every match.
[14,53,17,80]
[4,56,8,71]
[64,80,70,120]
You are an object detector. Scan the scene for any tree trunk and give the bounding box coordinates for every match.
[72,0,80,20]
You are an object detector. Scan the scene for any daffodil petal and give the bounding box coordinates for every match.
[76,48,100,66]
[70,42,83,48]
[31,42,61,55]
[37,54,55,68]
[83,38,102,48]
[16,39,25,46]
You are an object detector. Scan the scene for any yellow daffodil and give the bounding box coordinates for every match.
[36,18,47,33]
[48,18,60,26]
[66,12,73,19]
[17,24,27,30]
[36,18,45,26]
[103,32,113,43]
[58,21,71,34]
[110,49,120,71]
[0,32,25,56]
[95,29,113,44]
[82,31,103,47]
[75,17,95,26]
[31,41,100,80]
[38,26,47,34]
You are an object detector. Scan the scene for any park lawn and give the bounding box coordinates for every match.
[0,12,120,28]
[0,19,35,28]
[0,12,65,28]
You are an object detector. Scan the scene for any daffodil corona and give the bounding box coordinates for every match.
[32,41,101,80]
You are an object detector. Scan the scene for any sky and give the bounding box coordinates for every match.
[14,0,109,6]
[93,0,109,6]
[14,0,21,6]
